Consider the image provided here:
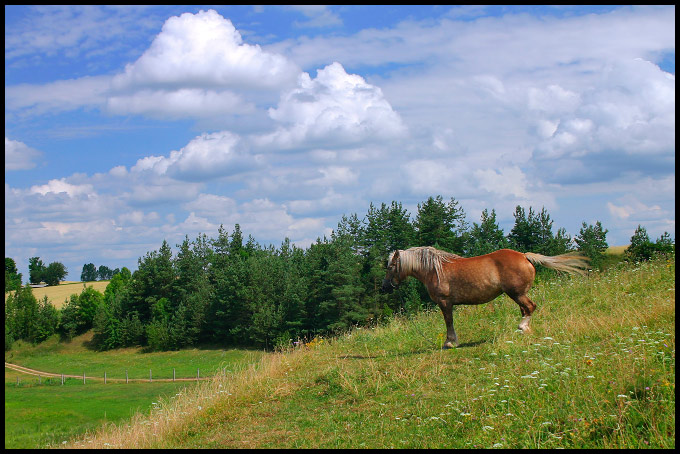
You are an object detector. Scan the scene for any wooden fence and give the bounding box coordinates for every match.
[6,362,211,386]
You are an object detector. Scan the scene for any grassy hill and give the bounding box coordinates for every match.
[64,253,674,449]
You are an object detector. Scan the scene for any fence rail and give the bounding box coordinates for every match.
[5,362,211,385]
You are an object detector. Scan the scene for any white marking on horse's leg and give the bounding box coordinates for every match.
[443,340,456,349]
[518,315,532,332]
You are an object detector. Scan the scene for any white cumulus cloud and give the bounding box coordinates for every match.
[112,9,299,91]
[258,62,407,150]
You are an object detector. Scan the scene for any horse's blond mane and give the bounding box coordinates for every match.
[390,246,461,283]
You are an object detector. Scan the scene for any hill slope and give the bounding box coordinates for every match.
[68,256,675,449]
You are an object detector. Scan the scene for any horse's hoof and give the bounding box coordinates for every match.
[442,343,457,350]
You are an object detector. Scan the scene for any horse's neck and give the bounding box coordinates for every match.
[402,266,437,287]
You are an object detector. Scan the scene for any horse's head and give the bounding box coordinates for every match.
[381,250,401,293]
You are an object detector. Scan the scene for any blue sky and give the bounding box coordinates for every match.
[5,5,675,281]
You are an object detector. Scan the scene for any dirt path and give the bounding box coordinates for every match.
[5,362,210,382]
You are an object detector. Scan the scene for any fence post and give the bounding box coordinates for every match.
[16,376,19,386]
[150,369,152,383]
[105,371,107,384]
[173,368,175,382]
[61,373,64,385]
[83,372,86,385]
[126,369,128,384]
[197,368,200,382]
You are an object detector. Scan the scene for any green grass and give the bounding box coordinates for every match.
[6,331,264,380]
[4,335,265,448]
[68,254,675,449]
[5,376,190,448]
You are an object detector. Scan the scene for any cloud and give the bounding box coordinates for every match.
[5,137,43,170]
[6,9,300,120]
[5,75,111,115]
[184,194,328,243]
[29,178,94,197]
[288,5,343,28]
[111,9,299,91]
[474,166,530,200]
[129,131,263,182]
[106,88,254,119]
[182,193,238,218]
[530,58,675,183]
[4,5,158,61]
[257,62,407,150]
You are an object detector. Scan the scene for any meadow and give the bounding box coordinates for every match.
[62,253,674,449]
[4,333,264,449]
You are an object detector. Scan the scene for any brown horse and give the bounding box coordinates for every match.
[381,246,589,348]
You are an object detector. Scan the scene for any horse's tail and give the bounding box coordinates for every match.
[524,252,590,276]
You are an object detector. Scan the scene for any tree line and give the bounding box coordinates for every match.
[80,263,121,282]
[4,257,67,291]
[5,196,674,352]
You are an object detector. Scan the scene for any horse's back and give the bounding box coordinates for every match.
[443,249,535,302]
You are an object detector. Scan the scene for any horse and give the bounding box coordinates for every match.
[381,246,589,349]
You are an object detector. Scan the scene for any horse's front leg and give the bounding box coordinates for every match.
[437,300,458,349]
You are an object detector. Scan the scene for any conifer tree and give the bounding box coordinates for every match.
[468,209,508,256]
[507,206,541,252]
[415,195,468,253]
[574,220,608,269]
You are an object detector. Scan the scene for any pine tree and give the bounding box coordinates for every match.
[625,225,655,262]
[574,221,608,270]
[468,209,508,256]
[415,195,468,253]
[507,206,541,252]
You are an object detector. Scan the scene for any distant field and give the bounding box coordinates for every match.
[5,281,110,309]
[606,245,629,255]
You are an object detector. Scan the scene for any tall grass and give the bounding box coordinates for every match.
[67,255,674,448]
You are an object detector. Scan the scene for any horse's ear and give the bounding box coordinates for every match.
[394,250,400,259]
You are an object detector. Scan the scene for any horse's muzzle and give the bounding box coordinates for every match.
[381,278,395,293]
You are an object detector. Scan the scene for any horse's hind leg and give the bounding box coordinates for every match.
[510,294,536,333]
[437,301,458,349]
